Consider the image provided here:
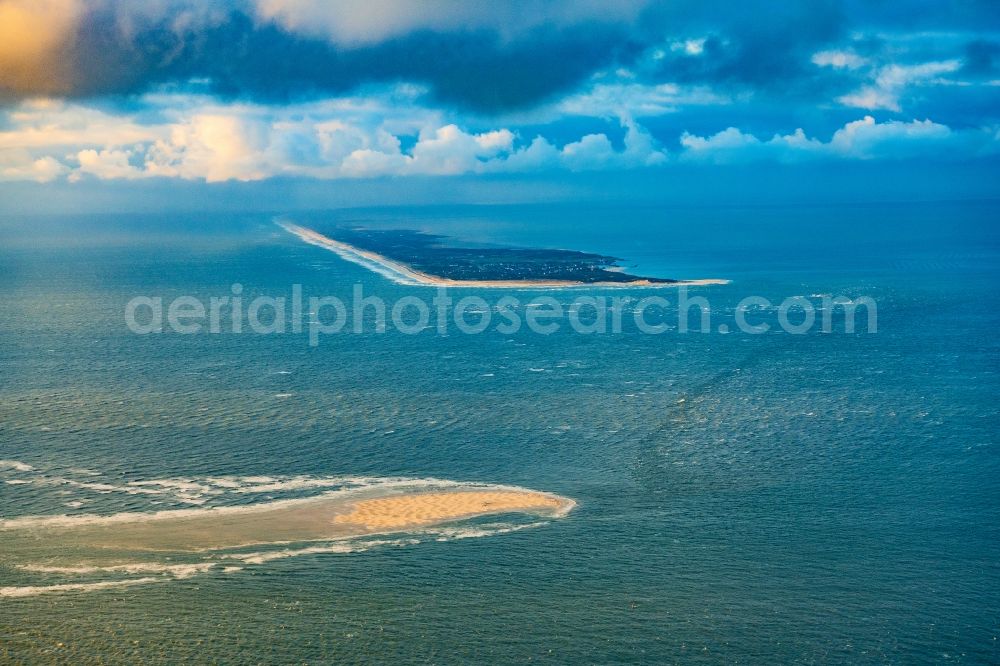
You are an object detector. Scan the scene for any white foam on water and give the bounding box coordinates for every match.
[36,477,171,497]
[224,520,556,565]
[127,479,221,493]
[1,519,567,596]
[0,476,568,529]
[19,562,216,577]
[224,476,373,494]
[423,520,550,541]
[6,472,381,507]
[1,577,165,598]
[203,477,244,488]
[0,493,322,530]
[1,522,553,597]
[217,520,545,566]
[0,460,33,472]
[1,471,575,597]
[226,537,420,565]
[279,220,424,286]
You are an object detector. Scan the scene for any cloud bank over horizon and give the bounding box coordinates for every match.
[0,0,998,185]
[4,92,998,184]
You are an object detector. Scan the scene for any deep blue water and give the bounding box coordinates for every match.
[1,202,998,663]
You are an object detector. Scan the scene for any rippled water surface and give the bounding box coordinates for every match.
[1,203,998,663]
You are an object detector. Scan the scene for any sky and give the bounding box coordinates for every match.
[1,0,998,211]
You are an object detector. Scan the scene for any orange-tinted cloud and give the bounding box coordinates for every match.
[0,0,83,95]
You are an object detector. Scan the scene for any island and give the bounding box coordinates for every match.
[280,221,727,288]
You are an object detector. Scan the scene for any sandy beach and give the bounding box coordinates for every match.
[333,490,570,529]
[280,222,728,288]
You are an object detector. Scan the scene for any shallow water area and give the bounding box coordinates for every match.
[0,470,573,598]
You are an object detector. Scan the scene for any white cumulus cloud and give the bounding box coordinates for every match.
[0,88,994,183]
[0,91,669,182]
[679,115,991,163]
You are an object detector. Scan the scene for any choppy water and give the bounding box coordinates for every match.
[1,202,998,663]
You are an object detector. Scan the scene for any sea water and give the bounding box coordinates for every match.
[1,202,997,663]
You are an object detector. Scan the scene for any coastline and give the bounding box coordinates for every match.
[279,221,729,288]
[1,483,575,597]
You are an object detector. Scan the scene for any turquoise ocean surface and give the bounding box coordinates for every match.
[1,202,998,663]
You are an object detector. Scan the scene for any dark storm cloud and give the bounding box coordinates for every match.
[1,0,998,116]
[3,4,641,112]
[639,0,847,86]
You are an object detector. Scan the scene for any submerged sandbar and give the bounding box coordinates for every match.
[1,483,575,597]
[1,482,575,596]
[1,486,574,553]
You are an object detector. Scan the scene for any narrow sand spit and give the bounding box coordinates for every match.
[1,486,575,552]
[0,484,575,596]
[279,221,729,288]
